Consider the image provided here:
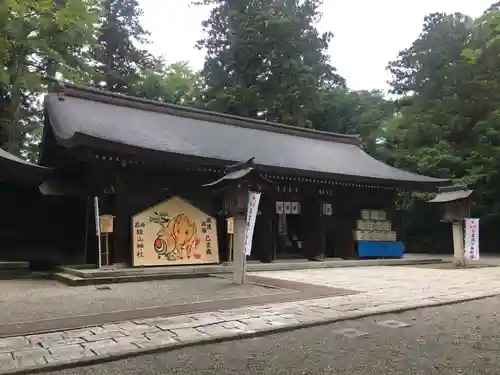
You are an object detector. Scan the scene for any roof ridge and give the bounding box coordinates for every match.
[47,78,362,146]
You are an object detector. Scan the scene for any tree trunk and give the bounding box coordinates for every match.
[5,53,25,156]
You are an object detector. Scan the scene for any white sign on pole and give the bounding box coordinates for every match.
[243,191,262,256]
[94,197,102,268]
[464,218,480,260]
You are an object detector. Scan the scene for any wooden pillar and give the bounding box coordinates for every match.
[216,214,228,263]
[252,196,273,262]
[83,196,97,265]
[113,172,130,265]
[336,189,356,260]
[324,214,336,258]
[301,195,325,260]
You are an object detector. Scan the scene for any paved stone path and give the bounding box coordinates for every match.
[46,296,500,375]
[1,265,500,374]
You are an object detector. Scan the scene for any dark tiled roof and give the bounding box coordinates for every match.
[428,185,474,203]
[0,148,37,165]
[0,149,52,185]
[43,82,447,186]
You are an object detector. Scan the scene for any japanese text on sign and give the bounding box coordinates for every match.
[244,191,262,256]
[201,217,213,255]
[134,221,146,257]
[464,218,480,260]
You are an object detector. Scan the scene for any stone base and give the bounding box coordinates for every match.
[53,257,447,286]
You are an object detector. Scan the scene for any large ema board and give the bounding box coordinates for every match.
[132,197,220,266]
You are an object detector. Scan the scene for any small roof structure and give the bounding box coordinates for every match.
[0,148,52,186]
[42,81,448,188]
[428,185,474,203]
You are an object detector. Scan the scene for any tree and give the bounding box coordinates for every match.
[0,0,98,156]
[383,7,500,251]
[388,12,473,98]
[385,12,475,179]
[309,88,394,154]
[92,0,156,95]
[196,0,344,126]
[135,60,203,106]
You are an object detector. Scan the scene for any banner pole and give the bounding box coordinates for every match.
[241,245,246,285]
[94,196,102,269]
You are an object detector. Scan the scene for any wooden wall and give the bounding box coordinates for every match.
[264,185,397,261]
[78,160,402,266]
[0,183,87,269]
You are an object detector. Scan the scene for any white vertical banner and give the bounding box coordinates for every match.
[464,218,480,260]
[244,191,262,256]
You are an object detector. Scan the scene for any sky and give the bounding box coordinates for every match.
[139,0,494,92]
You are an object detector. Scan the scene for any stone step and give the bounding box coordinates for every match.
[0,261,31,279]
[52,271,211,286]
[53,258,448,286]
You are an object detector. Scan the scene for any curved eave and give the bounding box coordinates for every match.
[428,189,474,203]
[50,132,448,190]
[0,150,53,186]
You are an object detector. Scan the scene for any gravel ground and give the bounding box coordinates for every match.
[47,296,500,375]
[0,277,283,324]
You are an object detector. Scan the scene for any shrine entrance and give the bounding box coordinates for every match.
[273,201,304,259]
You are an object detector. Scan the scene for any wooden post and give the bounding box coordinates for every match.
[83,197,90,264]
[105,233,110,266]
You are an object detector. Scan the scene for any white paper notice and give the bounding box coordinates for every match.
[464,218,480,260]
[244,191,262,256]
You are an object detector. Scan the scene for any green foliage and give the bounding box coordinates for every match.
[309,88,394,154]
[92,0,156,94]
[0,0,99,156]
[381,4,500,250]
[135,61,203,105]
[384,12,478,181]
[463,4,500,64]
[196,0,344,126]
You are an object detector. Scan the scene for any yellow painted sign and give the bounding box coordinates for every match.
[99,214,115,233]
[227,217,234,234]
[132,196,219,266]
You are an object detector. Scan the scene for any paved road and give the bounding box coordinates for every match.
[48,296,500,375]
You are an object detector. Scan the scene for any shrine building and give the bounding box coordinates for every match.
[0,81,448,270]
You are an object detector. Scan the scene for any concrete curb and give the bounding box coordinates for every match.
[4,292,499,375]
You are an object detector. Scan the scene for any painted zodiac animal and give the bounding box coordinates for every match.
[154,214,198,260]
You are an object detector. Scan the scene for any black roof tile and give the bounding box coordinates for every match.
[43,82,447,187]
[0,149,52,185]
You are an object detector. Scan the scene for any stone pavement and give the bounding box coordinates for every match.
[2,265,500,374]
[46,296,500,375]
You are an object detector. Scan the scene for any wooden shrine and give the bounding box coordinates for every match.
[15,80,451,268]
